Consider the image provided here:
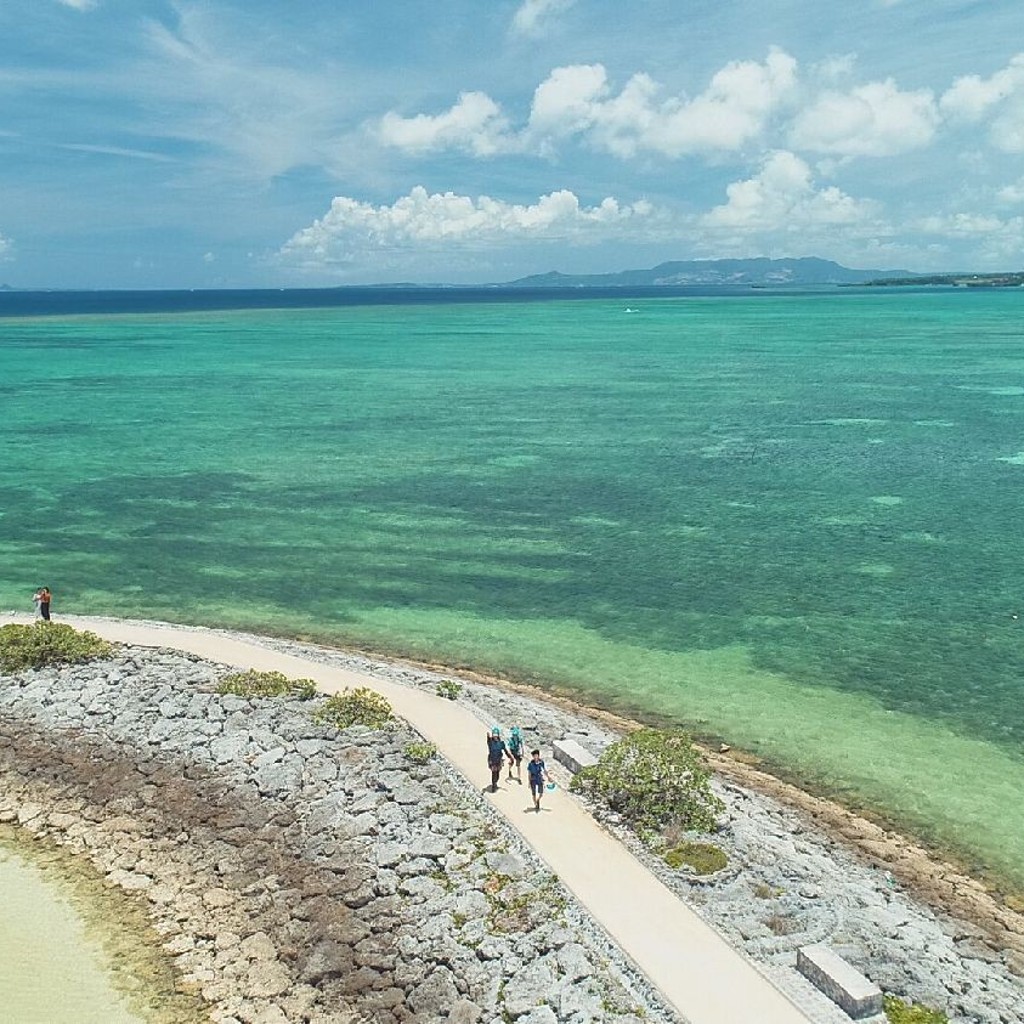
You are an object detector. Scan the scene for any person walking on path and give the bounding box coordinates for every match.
[507,725,525,783]
[486,727,513,793]
[38,587,51,621]
[527,748,552,812]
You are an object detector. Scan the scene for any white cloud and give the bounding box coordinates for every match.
[0,233,12,260]
[912,210,1024,264]
[528,49,798,157]
[57,0,97,10]
[941,55,1024,122]
[996,179,1024,204]
[789,79,938,157]
[940,55,1024,154]
[377,92,514,156]
[280,186,655,266]
[703,150,878,231]
[512,0,575,38]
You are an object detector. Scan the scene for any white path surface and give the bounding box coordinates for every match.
[45,616,815,1024]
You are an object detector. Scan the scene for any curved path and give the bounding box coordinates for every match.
[53,616,815,1024]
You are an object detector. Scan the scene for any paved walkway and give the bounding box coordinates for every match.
[50,616,815,1024]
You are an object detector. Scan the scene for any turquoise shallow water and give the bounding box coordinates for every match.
[3,290,1024,884]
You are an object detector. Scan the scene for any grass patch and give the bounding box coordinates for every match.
[404,741,437,764]
[884,995,950,1024]
[0,623,113,673]
[217,669,317,699]
[313,687,394,730]
[435,679,463,700]
[663,841,728,875]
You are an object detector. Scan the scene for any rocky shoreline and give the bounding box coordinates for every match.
[0,626,1023,1024]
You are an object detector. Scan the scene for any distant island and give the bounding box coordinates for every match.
[862,271,1024,288]
[502,257,916,288]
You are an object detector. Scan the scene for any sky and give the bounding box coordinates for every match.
[2,1,1024,288]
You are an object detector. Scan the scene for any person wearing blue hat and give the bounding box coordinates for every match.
[507,725,525,784]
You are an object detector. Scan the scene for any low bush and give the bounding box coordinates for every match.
[435,679,462,700]
[217,669,317,700]
[404,741,437,764]
[0,623,113,673]
[313,687,394,730]
[663,841,728,875]
[884,995,949,1024]
[571,728,724,836]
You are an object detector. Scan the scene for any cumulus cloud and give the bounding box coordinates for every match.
[280,186,655,265]
[941,54,1024,152]
[996,178,1024,204]
[702,150,878,231]
[789,79,938,157]
[913,210,1024,264]
[512,0,575,37]
[941,55,1024,121]
[527,48,798,157]
[377,92,514,156]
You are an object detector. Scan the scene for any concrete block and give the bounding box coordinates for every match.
[552,738,598,774]
[797,943,883,1019]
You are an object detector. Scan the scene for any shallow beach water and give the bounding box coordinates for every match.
[3,289,1024,885]
[0,838,142,1023]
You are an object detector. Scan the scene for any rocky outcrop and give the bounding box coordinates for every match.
[0,648,666,1024]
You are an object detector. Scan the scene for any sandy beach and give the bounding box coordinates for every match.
[1,614,1023,1023]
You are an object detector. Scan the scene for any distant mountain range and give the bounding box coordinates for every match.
[503,257,915,288]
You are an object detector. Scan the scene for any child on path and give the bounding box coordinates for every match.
[507,726,524,783]
[486,727,513,793]
[527,749,551,812]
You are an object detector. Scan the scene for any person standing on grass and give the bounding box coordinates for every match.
[507,726,525,783]
[527,749,551,812]
[486,727,513,793]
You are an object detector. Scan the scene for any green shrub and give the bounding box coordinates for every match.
[217,669,317,700]
[313,687,394,730]
[435,679,462,700]
[884,995,949,1024]
[404,741,438,764]
[663,841,728,875]
[571,728,724,836]
[0,623,114,673]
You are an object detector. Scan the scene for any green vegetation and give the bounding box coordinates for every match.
[0,623,113,673]
[884,994,949,1024]
[571,728,724,836]
[313,687,394,730]
[435,679,462,700]
[663,841,728,875]
[404,741,437,764]
[217,669,317,699]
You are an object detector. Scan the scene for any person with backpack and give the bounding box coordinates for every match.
[486,727,513,793]
[507,726,525,783]
[527,749,552,812]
